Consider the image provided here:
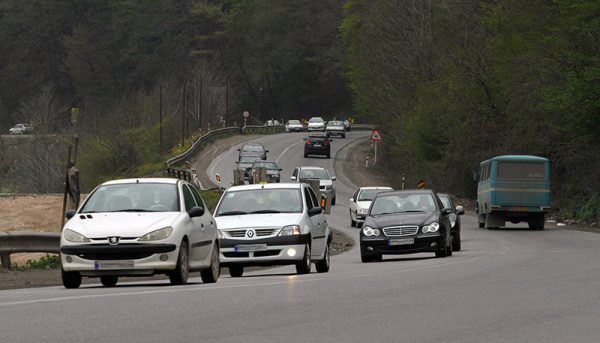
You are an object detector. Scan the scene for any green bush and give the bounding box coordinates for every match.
[13,254,61,270]
[578,194,600,223]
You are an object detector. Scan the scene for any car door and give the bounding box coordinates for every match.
[304,186,326,257]
[189,185,215,261]
[181,184,206,264]
[350,189,360,219]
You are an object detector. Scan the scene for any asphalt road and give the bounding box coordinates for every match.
[1,131,600,343]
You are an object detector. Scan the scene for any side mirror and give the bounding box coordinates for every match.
[278,169,283,171]
[331,176,336,181]
[456,205,465,215]
[65,210,76,219]
[290,176,297,181]
[441,208,452,216]
[265,150,269,153]
[308,207,323,216]
[188,206,205,218]
[349,198,354,202]
[235,161,239,164]
[237,149,241,151]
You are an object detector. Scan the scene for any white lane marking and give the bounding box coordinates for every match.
[276,140,304,163]
[0,278,321,308]
[207,145,237,184]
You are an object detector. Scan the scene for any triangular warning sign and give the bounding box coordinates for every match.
[370,129,383,142]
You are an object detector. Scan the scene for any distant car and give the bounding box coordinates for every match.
[238,142,268,160]
[303,133,331,158]
[307,117,326,131]
[285,119,305,132]
[250,160,282,183]
[349,186,394,227]
[359,189,453,262]
[291,166,336,205]
[9,123,33,135]
[264,119,281,126]
[214,183,331,277]
[438,193,465,251]
[325,120,346,138]
[236,155,262,181]
[59,178,221,288]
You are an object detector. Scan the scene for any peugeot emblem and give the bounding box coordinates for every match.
[246,229,255,238]
[108,236,120,245]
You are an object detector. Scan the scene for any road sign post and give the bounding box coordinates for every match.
[369,129,383,165]
[417,179,426,189]
[216,173,222,193]
[243,111,249,128]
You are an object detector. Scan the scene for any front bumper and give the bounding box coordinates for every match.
[360,234,443,255]
[60,243,178,275]
[219,234,310,267]
[307,126,325,131]
[326,130,345,137]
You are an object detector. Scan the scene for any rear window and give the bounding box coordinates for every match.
[497,162,545,180]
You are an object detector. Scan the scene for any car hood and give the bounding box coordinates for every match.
[356,201,372,210]
[215,213,302,229]
[366,212,437,228]
[308,122,324,127]
[319,179,333,187]
[65,212,181,238]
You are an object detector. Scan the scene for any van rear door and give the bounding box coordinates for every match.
[496,161,548,207]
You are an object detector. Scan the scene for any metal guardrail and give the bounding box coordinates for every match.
[350,124,377,131]
[0,231,60,269]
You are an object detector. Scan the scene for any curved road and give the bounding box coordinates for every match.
[1,131,600,343]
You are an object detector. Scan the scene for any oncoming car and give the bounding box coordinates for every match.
[60,178,220,288]
[349,186,394,227]
[307,117,326,131]
[291,166,337,205]
[214,183,331,277]
[285,119,305,132]
[325,120,346,138]
[437,193,465,251]
[359,189,453,262]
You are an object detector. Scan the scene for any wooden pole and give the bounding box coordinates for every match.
[61,146,73,228]
[159,84,163,154]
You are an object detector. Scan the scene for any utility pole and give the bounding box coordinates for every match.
[225,80,229,125]
[181,81,187,148]
[159,84,163,154]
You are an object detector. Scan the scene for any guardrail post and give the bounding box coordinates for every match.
[1,253,11,270]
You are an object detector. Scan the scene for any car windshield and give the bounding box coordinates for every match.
[309,117,324,123]
[253,161,278,170]
[327,121,343,127]
[371,193,436,215]
[239,156,260,164]
[288,120,301,125]
[216,188,303,215]
[80,183,179,213]
[299,169,329,180]
[358,189,391,201]
[242,145,264,153]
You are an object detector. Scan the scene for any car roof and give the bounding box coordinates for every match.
[480,155,548,164]
[252,160,277,165]
[226,183,303,192]
[241,142,264,147]
[101,178,179,186]
[359,186,394,191]
[378,189,435,196]
[298,166,327,171]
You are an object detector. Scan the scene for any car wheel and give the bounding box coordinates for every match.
[296,244,311,274]
[100,275,118,287]
[169,241,189,285]
[315,240,330,273]
[326,153,331,159]
[200,243,220,283]
[62,268,82,289]
[304,152,308,158]
[360,253,372,263]
[478,214,485,228]
[452,231,461,251]
[446,237,453,256]
[331,196,336,206]
[435,239,448,258]
[229,266,244,277]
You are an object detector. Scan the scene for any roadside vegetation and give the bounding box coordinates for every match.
[0,1,598,222]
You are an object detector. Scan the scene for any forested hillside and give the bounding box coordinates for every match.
[342,0,600,220]
[0,0,597,221]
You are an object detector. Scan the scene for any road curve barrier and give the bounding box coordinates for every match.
[0,231,60,269]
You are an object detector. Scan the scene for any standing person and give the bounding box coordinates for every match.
[66,161,80,210]
[184,161,201,189]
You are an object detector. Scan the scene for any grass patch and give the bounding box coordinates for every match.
[12,254,60,270]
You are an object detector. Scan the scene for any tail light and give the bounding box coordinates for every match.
[306,140,312,145]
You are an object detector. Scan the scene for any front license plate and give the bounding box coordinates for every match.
[388,238,414,246]
[234,244,268,252]
[94,261,134,270]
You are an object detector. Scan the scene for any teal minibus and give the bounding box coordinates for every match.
[476,155,551,230]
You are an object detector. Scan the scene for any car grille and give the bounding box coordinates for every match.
[223,228,279,239]
[78,252,154,260]
[382,226,419,237]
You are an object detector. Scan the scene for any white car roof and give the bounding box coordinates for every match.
[359,186,394,191]
[101,178,180,186]
[298,166,327,171]
[226,183,303,192]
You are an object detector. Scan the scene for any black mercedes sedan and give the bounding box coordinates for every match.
[360,189,454,262]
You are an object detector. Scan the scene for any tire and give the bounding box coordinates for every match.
[304,152,308,158]
[100,275,118,287]
[296,244,311,274]
[452,231,461,251]
[169,241,189,285]
[62,268,82,289]
[435,238,448,258]
[446,237,453,256]
[315,241,330,273]
[229,266,244,277]
[361,253,373,263]
[326,154,331,159]
[200,243,220,283]
[478,214,485,228]
[332,196,336,206]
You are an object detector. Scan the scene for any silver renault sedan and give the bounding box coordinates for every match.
[214,183,331,277]
[60,178,220,288]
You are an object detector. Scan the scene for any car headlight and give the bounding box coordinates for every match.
[218,230,225,239]
[63,229,90,243]
[362,226,380,237]
[138,227,173,241]
[358,208,369,214]
[422,222,440,233]
[279,225,301,236]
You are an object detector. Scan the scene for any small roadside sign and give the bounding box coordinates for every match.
[216,174,221,183]
[370,129,383,142]
[243,111,250,118]
[417,179,426,189]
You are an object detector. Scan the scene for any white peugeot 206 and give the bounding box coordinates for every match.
[214,183,331,277]
[60,178,220,288]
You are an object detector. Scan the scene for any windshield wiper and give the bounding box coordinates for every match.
[218,210,248,216]
[400,210,427,213]
[249,210,281,214]
[112,209,152,212]
[374,212,397,216]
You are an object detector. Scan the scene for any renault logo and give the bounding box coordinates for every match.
[108,237,120,245]
[246,229,255,238]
